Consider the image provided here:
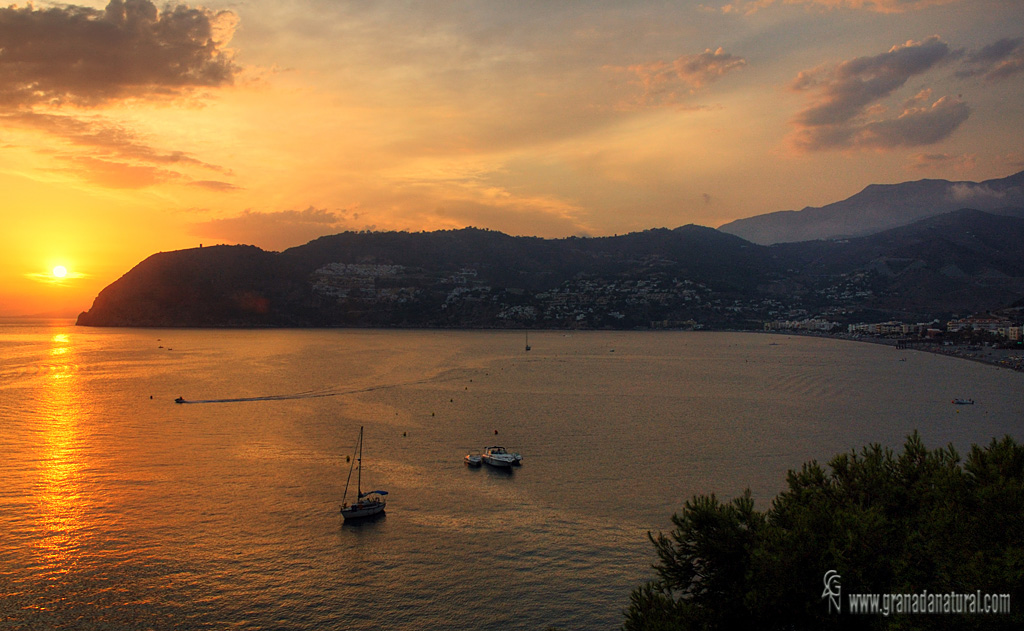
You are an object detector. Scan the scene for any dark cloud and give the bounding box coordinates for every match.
[615,48,746,107]
[190,207,349,250]
[789,37,968,151]
[857,97,970,147]
[0,1,240,190]
[0,0,238,108]
[792,37,951,126]
[957,37,1024,82]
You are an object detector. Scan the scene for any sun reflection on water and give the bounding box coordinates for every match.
[32,331,88,580]
[48,333,70,357]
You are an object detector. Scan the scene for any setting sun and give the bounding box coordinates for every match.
[52,266,67,278]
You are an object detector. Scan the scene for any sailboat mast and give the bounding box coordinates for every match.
[356,425,363,498]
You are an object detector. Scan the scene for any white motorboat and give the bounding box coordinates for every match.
[482,445,518,468]
[464,454,482,467]
[341,426,388,520]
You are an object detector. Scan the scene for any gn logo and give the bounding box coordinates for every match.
[822,570,842,614]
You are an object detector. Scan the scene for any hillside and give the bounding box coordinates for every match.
[77,226,784,328]
[76,246,311,327]
[775,209,1024,316]
[718,170,1024,244]
[76,211,1024,329]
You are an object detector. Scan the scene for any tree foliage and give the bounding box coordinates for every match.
[625,432,1024,630]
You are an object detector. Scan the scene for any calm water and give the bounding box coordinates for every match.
[1,322,1021,630]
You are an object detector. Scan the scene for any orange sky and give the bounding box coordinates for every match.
[1,0,1023,316]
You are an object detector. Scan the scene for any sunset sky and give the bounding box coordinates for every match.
[2,0,1023,316]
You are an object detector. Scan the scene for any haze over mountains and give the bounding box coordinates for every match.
[719,170,1024,245]
[77,184,1024,329]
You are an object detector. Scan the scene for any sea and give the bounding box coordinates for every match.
[1,321,1021,630]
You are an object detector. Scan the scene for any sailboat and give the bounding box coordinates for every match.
[525,330,531,352]
[341,426,388,520]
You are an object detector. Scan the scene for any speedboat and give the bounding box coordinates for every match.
[464,454,482,467]
[482,446,517,468]
[952,398,975,405]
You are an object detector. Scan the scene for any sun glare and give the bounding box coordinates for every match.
[52,266,68,278]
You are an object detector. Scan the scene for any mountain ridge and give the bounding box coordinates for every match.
[718,170,1024,245]
[76,209,1024,329]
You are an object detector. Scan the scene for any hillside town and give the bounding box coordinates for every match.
[308,262,1024,372]
[77,217,1024,337]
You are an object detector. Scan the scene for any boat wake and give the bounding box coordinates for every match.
[173,375,455,405]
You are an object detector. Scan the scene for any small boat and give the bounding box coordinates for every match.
[341,426,388,520]
[174,396,185,404]
[952,398,975,405]
[464,454,482,467]
[525,330,531,352]
[482,445,518,468]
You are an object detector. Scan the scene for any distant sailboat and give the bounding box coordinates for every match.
[525,330,531,352]
[341,426,387,520]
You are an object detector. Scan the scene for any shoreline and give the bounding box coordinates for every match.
[761,330,1024,373]
[10,317,1024,372]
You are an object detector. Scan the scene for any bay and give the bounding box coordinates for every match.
[1,322,1021,629]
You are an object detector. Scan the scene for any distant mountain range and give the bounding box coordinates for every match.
[718,170,1024,245]
[77,208,1024,329]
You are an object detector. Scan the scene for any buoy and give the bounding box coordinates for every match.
[494,429,498,435]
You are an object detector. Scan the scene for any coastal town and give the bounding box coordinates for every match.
[765,315,1024,372]
[305,261,1024,371]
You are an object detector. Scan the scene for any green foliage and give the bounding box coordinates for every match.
[625,432,1024,630]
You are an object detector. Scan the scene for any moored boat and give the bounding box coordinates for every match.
[341,491,388,519]
[482,445,518,468]
[952,398,975,405]
[341,426,388,520]
[464,454,482,467]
